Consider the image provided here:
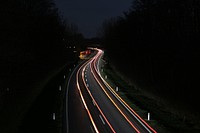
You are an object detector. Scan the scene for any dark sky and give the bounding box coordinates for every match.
[55,0,133,38]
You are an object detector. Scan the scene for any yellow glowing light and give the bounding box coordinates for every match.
[82,65,116,133]
[76,60,99,133]
[94,49,157,133]
[90,63,140,133]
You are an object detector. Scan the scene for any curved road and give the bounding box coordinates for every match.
[66,48,157,133]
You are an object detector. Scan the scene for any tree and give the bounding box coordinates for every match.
[101,0,200,115]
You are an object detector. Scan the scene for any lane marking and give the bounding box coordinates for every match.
[82,64,116,133]
[66,61,84,133]
[92,100,96,106]
[99,114,105,125]
[94,49,157,133]
[76,59,100,133]
[91,52,140,133]
[91,126,95,133]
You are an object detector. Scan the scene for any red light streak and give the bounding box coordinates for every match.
[76,61,99,133]
[90,55,140,133]
[75,48,157,133]
[82,65,116,133]
[92,48,157,133]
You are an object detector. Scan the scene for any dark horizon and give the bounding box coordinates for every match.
[1,0,200,133]
[54,0,133,38]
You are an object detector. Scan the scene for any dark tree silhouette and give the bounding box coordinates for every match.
[0,1,84,133]
[0,0,82,86]
[102,0,200,117]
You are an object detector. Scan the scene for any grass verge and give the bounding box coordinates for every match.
[100,59,200,133]
[18,61,78,133]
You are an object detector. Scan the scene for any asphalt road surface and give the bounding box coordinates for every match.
[66,48,157,133]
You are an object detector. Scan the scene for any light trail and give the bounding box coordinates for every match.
[82,64,116,133]
[76,60,99,133]
[101,77,157,133]
[71,48,157,133]
[90,57,140,133]
[92,48,157,133]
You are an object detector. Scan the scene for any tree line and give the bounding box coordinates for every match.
[0,1,86,132]
[101,0,200,114]
[0,0,84,88]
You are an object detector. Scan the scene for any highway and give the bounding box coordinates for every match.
[66,48,157,133]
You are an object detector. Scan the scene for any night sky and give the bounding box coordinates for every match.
[55,0,133,38]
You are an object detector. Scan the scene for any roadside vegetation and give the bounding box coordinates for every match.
[100,56,200,133]
[18,62,79,133]
[0,0,84,132]
[100,0,200,132]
